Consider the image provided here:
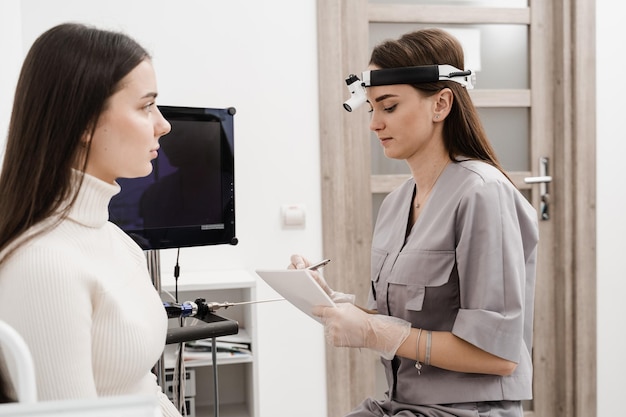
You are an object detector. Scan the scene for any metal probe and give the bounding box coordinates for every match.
[205,298,285,312]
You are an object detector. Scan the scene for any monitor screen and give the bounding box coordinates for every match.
[108,106,237,250]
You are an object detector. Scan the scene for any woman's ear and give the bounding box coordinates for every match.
[433,88,453,122]
[74,131,91,168]
[80,131,91,148]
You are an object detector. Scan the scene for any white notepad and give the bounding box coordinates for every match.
[255,269,335,323]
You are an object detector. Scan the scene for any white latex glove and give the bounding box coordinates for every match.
[288,254,355,304]
[312,303,411,360]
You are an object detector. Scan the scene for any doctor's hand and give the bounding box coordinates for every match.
[288,254,355,304]
[312,303,411,360]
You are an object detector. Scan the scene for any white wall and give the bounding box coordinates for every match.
[596,1,626,416]
[0,1,327,416]
[0,0,22,163]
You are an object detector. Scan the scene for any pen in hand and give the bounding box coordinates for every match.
[307,259,331,271]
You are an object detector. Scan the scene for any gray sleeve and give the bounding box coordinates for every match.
[452,180,533,363]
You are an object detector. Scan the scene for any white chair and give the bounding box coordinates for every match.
[0,320,158,416]
[0,320,36,403]
[0,394,160,417]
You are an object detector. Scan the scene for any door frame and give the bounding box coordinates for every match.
[316,1,596,416]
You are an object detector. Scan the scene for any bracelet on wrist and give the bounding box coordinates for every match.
[425,330,432,366]
[414,328,423,374]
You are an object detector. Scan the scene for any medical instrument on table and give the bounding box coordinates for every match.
[343,64,475,112]
[164,297,284,319]
[164,260,330,319]
[204,298,285,312]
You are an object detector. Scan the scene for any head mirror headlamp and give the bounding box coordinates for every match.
[343,64,475,112]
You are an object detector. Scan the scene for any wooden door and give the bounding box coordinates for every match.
[316,1,596,416]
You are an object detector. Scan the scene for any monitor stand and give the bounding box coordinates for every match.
[146,249,238,417]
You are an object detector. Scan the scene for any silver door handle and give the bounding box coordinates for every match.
[523,175,552,184]
[524,157,551,220]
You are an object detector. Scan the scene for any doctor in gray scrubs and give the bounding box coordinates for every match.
[290,28,538,417]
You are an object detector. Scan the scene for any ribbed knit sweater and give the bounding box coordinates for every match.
[0,172,180,416]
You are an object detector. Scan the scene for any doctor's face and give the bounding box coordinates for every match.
[367,79,439,161]
[85,59,171,184]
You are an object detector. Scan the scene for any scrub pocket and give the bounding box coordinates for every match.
[387,250,455,311]
[371,248,388,283]
[370,248,389,304]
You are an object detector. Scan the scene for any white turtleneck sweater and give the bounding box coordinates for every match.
[0,172,180,416]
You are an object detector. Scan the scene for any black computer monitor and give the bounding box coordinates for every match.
[108,106,237,250]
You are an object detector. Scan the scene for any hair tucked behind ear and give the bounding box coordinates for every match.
[370,28,510,180]
[0,23,150,263]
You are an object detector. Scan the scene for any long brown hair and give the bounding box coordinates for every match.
[0,23,150,263]
[370,28,509,178]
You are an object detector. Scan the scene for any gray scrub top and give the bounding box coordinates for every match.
[368,159,538,405]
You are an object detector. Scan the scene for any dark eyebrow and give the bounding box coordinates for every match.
[141,92,158,99]
[374,94,398,103]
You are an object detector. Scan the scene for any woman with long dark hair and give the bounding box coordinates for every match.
[291,28,538,417]
[0,23,180,416]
